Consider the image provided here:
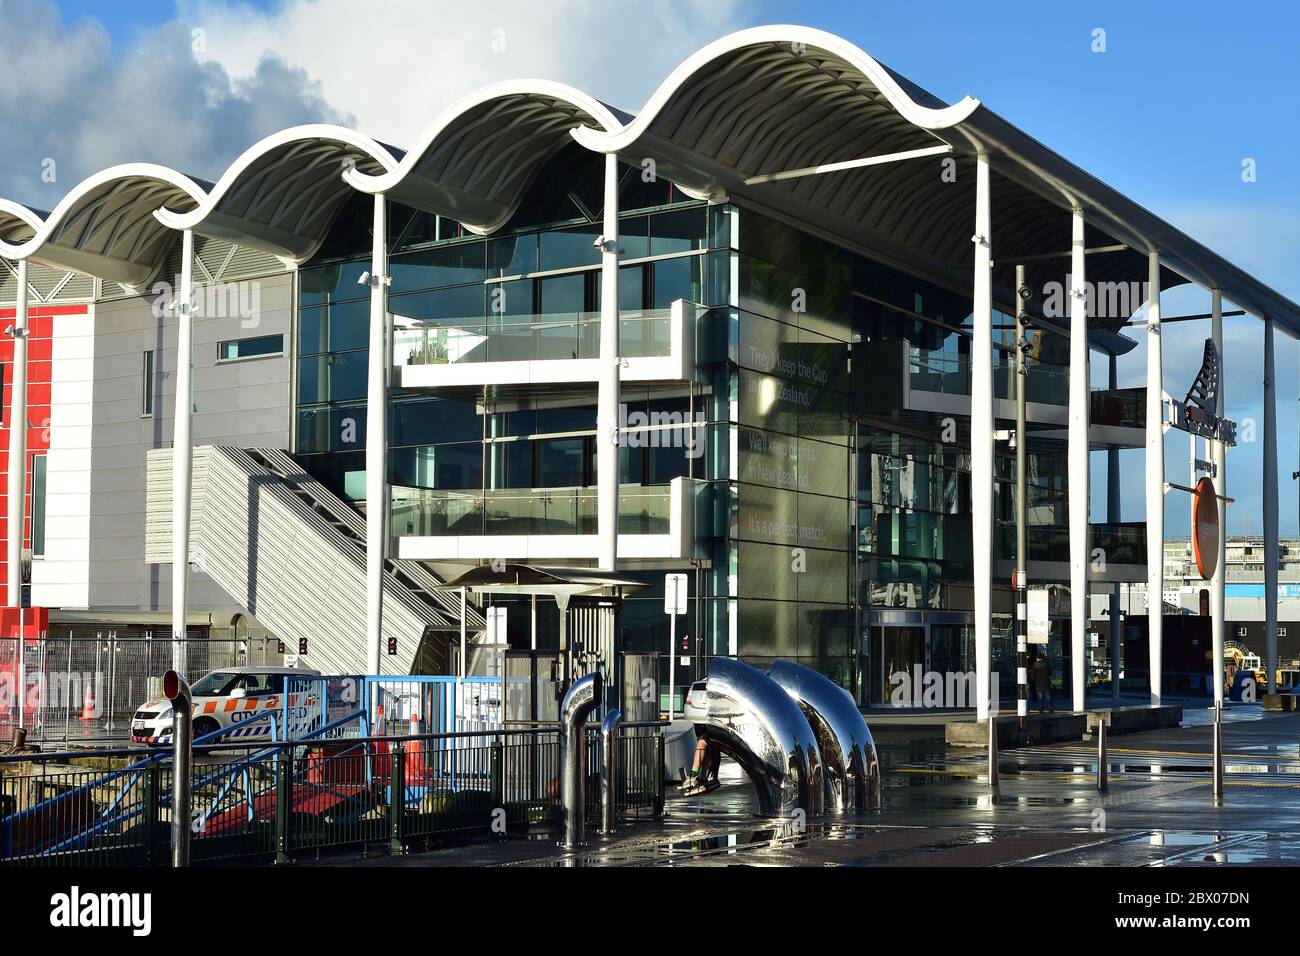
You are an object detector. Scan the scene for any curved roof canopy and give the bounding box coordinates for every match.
[344,81,627,234]
[0,199,46,247]
[574,25,1299,335]
[0,164,210,287]
[156,125,401,262]
[0,26,1294,334]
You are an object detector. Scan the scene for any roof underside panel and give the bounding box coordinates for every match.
[384,94,615,233]
[185,138,396,260]
[34,178,203,286]
[615,40,1187,330]
[579,31,1298,336]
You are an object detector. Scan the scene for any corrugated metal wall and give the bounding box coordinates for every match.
[146,445,483,676]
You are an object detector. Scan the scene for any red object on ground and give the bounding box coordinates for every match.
[405,713,426,783]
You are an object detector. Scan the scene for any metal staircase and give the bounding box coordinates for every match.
[146,446,485,675]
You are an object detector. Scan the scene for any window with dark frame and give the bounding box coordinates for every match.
[30,453,46,558]
[142,350,154,417]
[218,333,284,362]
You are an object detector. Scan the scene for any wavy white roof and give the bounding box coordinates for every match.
[0,25,1293,331]
[156,125,401,263]
[345,80,627,235]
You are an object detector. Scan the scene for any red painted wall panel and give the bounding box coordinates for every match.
[0,305,89,602]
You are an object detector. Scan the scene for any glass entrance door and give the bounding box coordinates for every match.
[868,625,927,705]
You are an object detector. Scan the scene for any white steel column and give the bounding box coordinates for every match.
[171,229,195,674]
[6,258,28,610]
[365,194,388,676]
[596,153,621,572]
[970,155,994,720]
[1263,315,1279,695]
[1210,289,1226,706]
[459,586,467,679]
[1145,251,1164,705]
[1067,209,1089,712]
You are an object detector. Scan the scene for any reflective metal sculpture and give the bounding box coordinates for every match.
[767,660,880,812]
[599,707,622,834]
[700,658,822,817]
[559,671,602,848]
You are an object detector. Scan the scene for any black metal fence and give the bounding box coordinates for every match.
[1,722,663,866]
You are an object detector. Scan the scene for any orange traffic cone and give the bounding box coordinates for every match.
[405,712,426,783]
[80,683,96,721]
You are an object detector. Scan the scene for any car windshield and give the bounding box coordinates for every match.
[191,671,239,696]
[192,671,284,696]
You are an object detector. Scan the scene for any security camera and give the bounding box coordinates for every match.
[1017,286,1033,300]
[357,271,370,285]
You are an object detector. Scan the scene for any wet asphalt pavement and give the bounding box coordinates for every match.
[333,703,1300,867]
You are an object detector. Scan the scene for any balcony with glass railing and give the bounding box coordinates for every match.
[391,475,705,562]
[903,351,1148,440]
[907,352,1069,405]
[995,520,1148,572]
[392,299,702,388]
[1090,386,1146,429]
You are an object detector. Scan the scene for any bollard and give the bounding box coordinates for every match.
[143,763,161,866]
[274,745,292,864]
[654,732,665,818]
[389,741,405,856]
[1096,716,1108,792]
[163,670,192,867]
[987,715,999,788]
[1212,705,1223,803]
[599,708,622,835]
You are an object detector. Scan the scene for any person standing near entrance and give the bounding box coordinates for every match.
[1031,652,1054,713]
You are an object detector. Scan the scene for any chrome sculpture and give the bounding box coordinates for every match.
[767,660,881,812]
[163,669,193,867]
[559,671,602,848]
[599,707,622,834]
[700,658,823,817]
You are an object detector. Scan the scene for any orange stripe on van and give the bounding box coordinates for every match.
[224,700,238,712]
[204,701,217,714]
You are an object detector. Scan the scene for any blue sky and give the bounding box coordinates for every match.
[754,0,1300,537]
[8,0,1299,536]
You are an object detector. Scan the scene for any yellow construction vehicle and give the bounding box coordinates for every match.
[1224,641,1266,693]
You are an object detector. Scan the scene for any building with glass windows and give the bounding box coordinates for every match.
[0,26,1296,714]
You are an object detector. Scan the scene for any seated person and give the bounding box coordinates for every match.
[681,728,720,794]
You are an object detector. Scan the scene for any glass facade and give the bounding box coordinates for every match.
[293,144,1112,705]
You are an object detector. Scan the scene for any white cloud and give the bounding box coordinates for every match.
[0,0,748,208]
[0,0,353,208]
[181,0,746,147]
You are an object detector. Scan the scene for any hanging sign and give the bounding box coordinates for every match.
[1192,476,1220,580]
[1027,588,1050,644]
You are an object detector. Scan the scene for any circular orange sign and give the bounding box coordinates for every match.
[1192,476,1220,580]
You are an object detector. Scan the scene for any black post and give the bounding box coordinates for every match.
[142,763,160,866]
[389,741,405,855]
[1015,265,1030,734]
[654,733,665,817]
[274,752,292,865]
[490,739,504,807]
